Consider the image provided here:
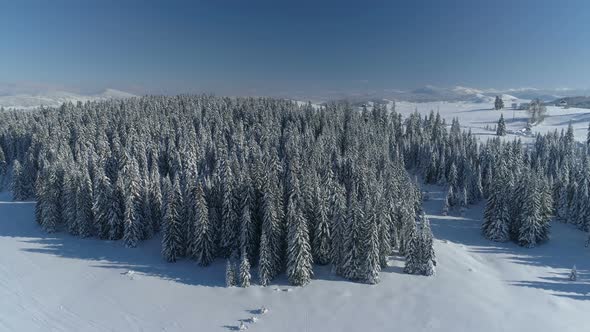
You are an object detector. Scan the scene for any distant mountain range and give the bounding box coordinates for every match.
[289,85,590,105]
[1,85,587,110]
[0,89,136,109]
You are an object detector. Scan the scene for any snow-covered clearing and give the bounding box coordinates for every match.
[1,183,588,331]
[394,101,590,143]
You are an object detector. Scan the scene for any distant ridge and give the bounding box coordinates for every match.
[0,89,136,110]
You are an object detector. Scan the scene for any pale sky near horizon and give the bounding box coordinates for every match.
[2,0,590,95]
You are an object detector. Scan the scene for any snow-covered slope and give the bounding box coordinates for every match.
[0,89,136,110]
[0,184,587,331]
[392,101,590,143]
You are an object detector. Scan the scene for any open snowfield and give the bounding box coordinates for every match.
[1,181,589,331]
[395,100,590,143]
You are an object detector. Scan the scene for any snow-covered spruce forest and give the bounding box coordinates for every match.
[0,95,588,288]
[0,96,433,287]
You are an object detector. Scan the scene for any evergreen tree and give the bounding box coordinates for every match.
[482,163,511,242]
[220,162,238,257]
[64,172,81,235]
[123,193,141,248]
[149,166,163,233]
[259,180,279,283]
[341,187,363,281]
[37,167,60,233]
[312,185,331,265]
[107,176,126,240]
[258,231,273,286]
[93,173,112,239]
[362,203,381,284]
[420,215,436,276]
[329,182,346,274]
[518,177,550,248]
[496,114,506,136]
[225,259,236,287]
[494,96,504,110]
[12,160,29,200]
[191,181,215,266]
[162,177,183,262]
[77,169,95,238]
[403,219,420,274]
[0,147,6,179]
[239,253,251,288]
[286,154,313,286]
[556,184,569,222]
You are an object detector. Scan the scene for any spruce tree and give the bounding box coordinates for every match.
[518,177,550,248]
[341,188,363,281]
[494,96,504,110]
[312,185,331,265]
[258,232,273,286]
[77,169,95,238]
[123,193,141,248]
[496,114,506,136]
[191,181,215,266]
[93,173,112,239]
[482,164,511,242]
[239,253,251,288]
[225,259,236,287]
[362,203,381,284]
[329,181,346,274]
[162,177,183,262]
[64,172,81,235]
[403,219,420,274]
[286,154,313,286]
[259,181,279,283]
[107,176,126,240]
[38,167,59,233]
[220,162,238,257]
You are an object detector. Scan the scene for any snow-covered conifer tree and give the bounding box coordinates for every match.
[239,253,251,288]
[162,177,183,262]
[312,184,331,265]
[191,181,215,266]
[225,259,236,287]
[482,162,511,242]
[286,154,313,286]
[496,114,506,136]
[494,96,504,110]
[77,169,95,238]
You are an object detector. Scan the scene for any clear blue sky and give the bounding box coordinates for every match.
[2,0,590,95]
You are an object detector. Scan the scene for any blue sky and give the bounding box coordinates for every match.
[2,0,590,95]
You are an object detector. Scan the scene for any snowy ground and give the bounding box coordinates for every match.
[394,101,590,144]
[1,183,589,331]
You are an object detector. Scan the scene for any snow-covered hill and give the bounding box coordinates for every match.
[0,184,587,332]
[0,89,136,110]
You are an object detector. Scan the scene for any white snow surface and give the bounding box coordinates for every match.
[393,100,590,143]
[0,183,589,331]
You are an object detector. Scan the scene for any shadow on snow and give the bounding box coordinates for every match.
[422,183,590,301]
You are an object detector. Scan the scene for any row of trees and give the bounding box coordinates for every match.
[0,97,434,287]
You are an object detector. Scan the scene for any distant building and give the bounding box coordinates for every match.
[518,103,530,110]
[511,102,518,110]
[558,100,568,107]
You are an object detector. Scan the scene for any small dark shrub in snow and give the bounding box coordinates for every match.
[569,265,577,281]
